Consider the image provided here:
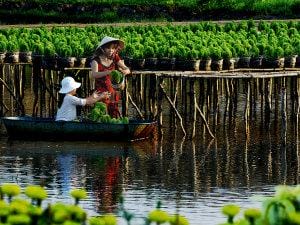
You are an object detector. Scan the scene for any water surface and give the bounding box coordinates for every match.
[0,119,298,225]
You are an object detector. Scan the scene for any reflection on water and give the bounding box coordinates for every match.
[0,118,299,225]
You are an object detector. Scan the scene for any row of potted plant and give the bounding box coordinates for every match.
[0,21,299,70]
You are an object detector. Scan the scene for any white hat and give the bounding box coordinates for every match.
[59,77,81,94]
[96,36,125,50]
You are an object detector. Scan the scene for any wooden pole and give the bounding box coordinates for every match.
[159,82,186,136]
[128,93,144,119]
[194,100,215,139]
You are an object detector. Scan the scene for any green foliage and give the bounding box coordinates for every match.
[32,42,44,55]
[6,40,19,52]
[0,21,298,67]
[44,43,56,57]
[0,40,7,52]
[210,46,222,60]
[88,102,129,124]
[57,45,73,57]
[19,41,30,52]
[110,70,124,84]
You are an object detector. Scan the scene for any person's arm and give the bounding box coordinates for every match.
[85,91,110,105]
[117,60,131,75]
[91,60,113,79]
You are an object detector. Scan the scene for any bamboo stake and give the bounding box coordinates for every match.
[194,100,215,139]
[159,83,186,136]
[0,65,4,116]
[0,77,24,111]
[128,92,144,119]
[157,77,164,128]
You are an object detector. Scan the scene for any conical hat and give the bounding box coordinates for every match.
[96,36,125,50]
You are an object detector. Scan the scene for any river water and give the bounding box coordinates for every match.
[0,115,298,225]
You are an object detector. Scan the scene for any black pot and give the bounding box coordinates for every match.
[131,58,145,70]
[200,59,212,71]
[238,56,251,68]
[144,57,158,70]
[211,59,223,71]
[223,58,235,70]
[250,56,263,68]
[176,59,200,71]
[19,51,32,63]
[157,57,175,70]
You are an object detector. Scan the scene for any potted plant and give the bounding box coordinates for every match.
[237,46,251,68]
[131,45,145,70]
[222,46,234,70]
[272,46,285,68]
[123,44,135,68]
[31,42,44,65]
[174,44,186,71]
[250,45,263,68]
[6,39,19,63]
[284,44,297,68]
[144,45,157,70]
[157,45,173,71]
[199,47,211,71]
[0,40,7,63]
[19,40,32,63]
[263,45,285,68]
[210,46,223,71]
[43,43,57,69]
[56,44,74,69]
[185,48,200,71]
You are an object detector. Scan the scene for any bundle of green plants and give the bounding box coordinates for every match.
[110,70,124,85]
[88,102,129,124]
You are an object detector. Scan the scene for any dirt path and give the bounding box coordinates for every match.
[1,19,300,28]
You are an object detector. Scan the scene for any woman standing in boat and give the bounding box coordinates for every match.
[90,36,130,118]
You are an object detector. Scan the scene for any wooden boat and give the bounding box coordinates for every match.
[1,116,158,141]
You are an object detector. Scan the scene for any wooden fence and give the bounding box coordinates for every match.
[1,62,300,138]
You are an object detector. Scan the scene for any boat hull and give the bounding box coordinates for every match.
[1,117,157,141]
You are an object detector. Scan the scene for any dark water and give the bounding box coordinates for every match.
[0,117,299,225]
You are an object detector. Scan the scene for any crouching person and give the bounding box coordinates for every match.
[56,76,109,121]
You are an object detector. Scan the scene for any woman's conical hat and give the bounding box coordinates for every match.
[96,36,125,50]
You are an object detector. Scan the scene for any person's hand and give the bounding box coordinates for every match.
[99,91,111,100]
[92,90,100,99]
[121,67,131,76]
